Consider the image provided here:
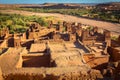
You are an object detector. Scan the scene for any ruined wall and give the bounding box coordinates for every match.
[7,38,14,47]
[81,30,96,46]
[52,55,83,67]
[112,48,120,61]
[83,54,95,62]
[104,30,111,46]
[16,55,23,68]
[53,33,62,42]
[0,40,7,48]
[28,32,34,39]
[21,40,34,49]
[14,38,21,48]
[108,47,120,61]
[76,28,82,37]
[68,33,76,42]
[115,62,120,80]
[118,35,120,44]
[83,54,109,70]
[117,62,120,73]
[82,40,95,46]
[0,67,3,80]
[3,70,103,80]
[22,55,50,67]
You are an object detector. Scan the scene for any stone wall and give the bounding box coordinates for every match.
[0,67,3,80]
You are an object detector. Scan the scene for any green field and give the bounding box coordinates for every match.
[0,13,49,33]
[16,8,120,23]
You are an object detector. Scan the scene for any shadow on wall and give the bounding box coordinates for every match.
[0,48,8,55]
[3,74,58,80]
[22,55,50,67]
[8,38,14,47]
[93,63,108,70]
[21,40,34,49]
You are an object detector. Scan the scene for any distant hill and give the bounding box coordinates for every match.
[0,3,93,9]
[19,3,92,9]
[0,2,120,10]
[0,4,43,8]
[96,2,120,10]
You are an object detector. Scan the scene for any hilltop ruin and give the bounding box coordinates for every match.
[0,21,120,80]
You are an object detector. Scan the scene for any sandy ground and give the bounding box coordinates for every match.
[0,10,120,35]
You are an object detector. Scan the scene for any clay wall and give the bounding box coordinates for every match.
[83,54,95,62]
[16,54,23,68]
[56,24,63,32]
[7,38,14,47]
[118,35,120,44]
[104,30,111,46]
[0,40,7,48]
[108,47,120,62]
[66,23,72,33]
[61,34,69,41]
[22,33,26,40]
[71,25,76,33]
[117,62,120,73]
[2,70,103,80]
[0,28,9,39]
[81,30,89,41]
[76,27,82,37]
[28,32,34,39]
[112,48,120,61]
[82,40,95,46]
[93,27,98,34]
[0,67,3,80]
[21,40,34,49]
[84,54,109,70]
[77,23,82,28]
[34,32,39,39]
[68,33,76,42]
[22,55,50,67]
[14,38,21,47]
[29,23,41,32]
[63,21,67,27]
[48,20,53,29]
[53,33,62,42]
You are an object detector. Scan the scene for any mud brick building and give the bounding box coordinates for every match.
[0,21,120,80]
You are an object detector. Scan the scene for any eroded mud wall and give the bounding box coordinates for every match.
[0,67,3,80]
[3,70,103,80]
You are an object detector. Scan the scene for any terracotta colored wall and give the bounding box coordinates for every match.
[0,67,3,80]
[22,55,50,67]
[3,70,103,80]
[84,54,109,70]
[112,49,120,61]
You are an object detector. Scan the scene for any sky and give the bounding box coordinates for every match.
[0,0,120,4]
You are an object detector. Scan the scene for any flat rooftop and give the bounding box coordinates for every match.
[29,43,46,53]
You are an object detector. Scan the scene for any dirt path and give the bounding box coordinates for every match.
[0,10,120,35]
